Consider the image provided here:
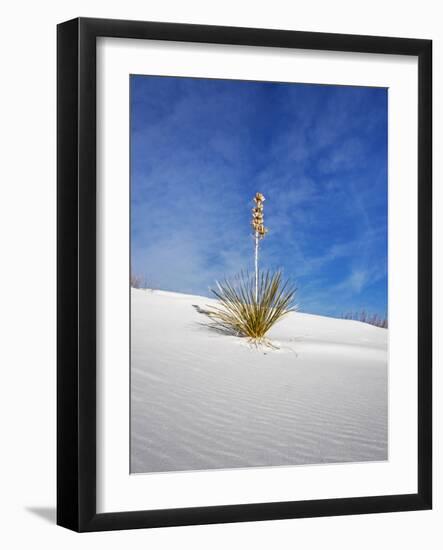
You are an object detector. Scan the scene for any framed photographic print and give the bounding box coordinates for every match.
[57,17,432,532]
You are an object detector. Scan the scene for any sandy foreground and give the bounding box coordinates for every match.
[131,288,388,474]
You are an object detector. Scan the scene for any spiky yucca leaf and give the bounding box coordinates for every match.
[207,270,297,342]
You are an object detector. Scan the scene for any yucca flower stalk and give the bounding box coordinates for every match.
[206,192,297,345]
[251,192,268,302]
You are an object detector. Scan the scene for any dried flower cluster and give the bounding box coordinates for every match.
[251,192,268,239]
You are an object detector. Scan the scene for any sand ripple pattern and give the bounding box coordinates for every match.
[131,289,388,473]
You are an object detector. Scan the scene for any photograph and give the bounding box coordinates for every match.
[54,13,432,535]
[130,74,389,474]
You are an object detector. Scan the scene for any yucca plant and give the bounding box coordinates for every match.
[207,193,297,345]
[208,270,296,343]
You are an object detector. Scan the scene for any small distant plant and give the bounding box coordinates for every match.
[131,272,149,289]
[342,311,388,329]
[207,193,296,344]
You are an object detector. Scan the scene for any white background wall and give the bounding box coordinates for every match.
[0,1,440,548]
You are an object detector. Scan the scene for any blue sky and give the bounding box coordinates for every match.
[131,75,387,318]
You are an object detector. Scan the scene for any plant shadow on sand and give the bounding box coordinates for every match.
[192,304,239,337]
[192,304,300,355]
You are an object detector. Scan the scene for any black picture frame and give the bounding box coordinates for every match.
[57,17,432,532]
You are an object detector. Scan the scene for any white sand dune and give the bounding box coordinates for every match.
[131,288,388,474]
